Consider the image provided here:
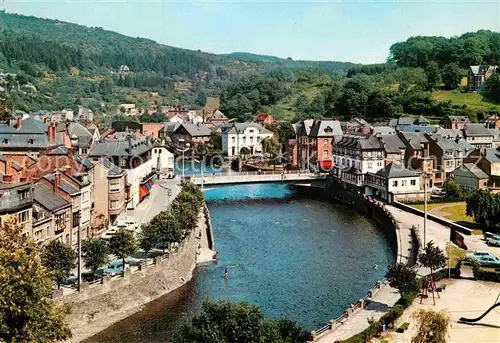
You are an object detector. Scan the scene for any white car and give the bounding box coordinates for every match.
[486,235,500,247]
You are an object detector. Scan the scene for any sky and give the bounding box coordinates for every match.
[4,0,500,64]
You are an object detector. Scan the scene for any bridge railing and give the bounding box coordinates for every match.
[189,170,320,178]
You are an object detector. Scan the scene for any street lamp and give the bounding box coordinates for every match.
[193,158,204,191]
[177,143,190,180]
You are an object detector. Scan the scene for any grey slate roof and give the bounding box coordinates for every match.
[99,158,125,176]
[180,123,212,137]
[76,156,94,170]
[399,132,429,150]
[448,115,470,123]
[464,123,493,137]
[228,123,272,135]
[309,120,343,137]
[435,128,464,139]
[460,163,489,179]
[336,135,384,150]
[0,116,50,149]
[33,183,71,212]
[47,146,69,155]
[484,148,500,163]
[430,135,474,153]
[389,117,415,127]
[375,162,419,178]
[378,134,406,154]
[44,174,80,195]
[89,137,152,157]
[396,125,439,133]
[32,202,52,226]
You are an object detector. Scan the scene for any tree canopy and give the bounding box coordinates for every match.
[385,262,419,297]
[172,300,312,343]
[0,219,72,342]
[40,240,76,289]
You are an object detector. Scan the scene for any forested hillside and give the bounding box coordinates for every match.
[0,11,499,124]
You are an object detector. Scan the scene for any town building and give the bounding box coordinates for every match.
[332,134,385,187]
[0,183,33,237]
[340,118,370,134]
[77,106,94,122]
[159,123,212,150]
[444,116,470,130]
[92,158,128,231]
[61,108,74,121]
[426,134,474,179]
[89,135,155,209]
[464,123,494,148]
[222,123,273,157]
[152,143,175,176]
[467,65,497,92]
[0,117,57,154]
[398,132,443,187]
[377,134,406,163]
[203,109,231,126]
[453,163,489,191]
[33,183,72,245]
[68,122,94,156]
[295,119,344,170]
[365,161,422,202]
[254,113,276,126]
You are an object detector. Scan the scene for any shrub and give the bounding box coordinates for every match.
[475,269,500,282]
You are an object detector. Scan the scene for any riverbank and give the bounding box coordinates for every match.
[62,208,212,343]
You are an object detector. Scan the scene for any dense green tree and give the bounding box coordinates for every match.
[138,223,159,257]
[194,89,207,107]
[418,241,447,278]
[240,147,251,158]
[210,135,222,153]
[385,262,419,297]
[425,62,441,91]
[411,309,451,343]
[108,229,138,271]
[441,63,462,90]
[171,300,311,343]
[81,238,109,276]
[40,240,76,289]
[465,189,500,231]
[98,77,114,95]
[0,219,72,342]
[485,72,500,102]
[442,179,462,199]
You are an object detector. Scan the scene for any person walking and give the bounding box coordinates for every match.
[224,266,228,279]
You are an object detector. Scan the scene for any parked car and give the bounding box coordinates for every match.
[465,250,494,261]
[476,255,500,268]
[486,235,500,247]
[103,261,129,276]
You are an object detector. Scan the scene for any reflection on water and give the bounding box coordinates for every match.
[85,183,394,343]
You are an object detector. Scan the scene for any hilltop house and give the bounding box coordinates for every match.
[464,123,494,149]
[444,115,470,130]
[467,65,497,92]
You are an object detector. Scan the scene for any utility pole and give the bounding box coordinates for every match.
[423,172,427,247]
[77,211,82,290]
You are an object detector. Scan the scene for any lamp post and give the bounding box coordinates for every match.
[177,143,190,180]
[77,211,82,291]
[193,157,204,191]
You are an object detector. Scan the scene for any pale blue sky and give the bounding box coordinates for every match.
[5,0,500,63]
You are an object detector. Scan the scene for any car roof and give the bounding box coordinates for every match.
[474,250,490,254]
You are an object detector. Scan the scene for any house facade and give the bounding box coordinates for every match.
[89,135,155,209]
[152,144,175,176]
[467,65,497,92]
[332,134,385,187]
[365,162,422,202]
[426,134,474,179]
[453,163,489,191]
[0,183,33,237]
[444,116,470,130]
[464,123,494,148]
[159,123,212,150]
[296,119,344,170]
[222,123,273,157]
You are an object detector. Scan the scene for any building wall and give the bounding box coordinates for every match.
[126,158,155,209]
[33,219,53,245]
[387,176,421,193]
[223,128,273,157]
[92,163,110,232]
[152,147,174,174]
[454,169,488,190]
[141,123,164,139]
[108,175,127,222]
[0,209,33,237]
[466,136,493,148]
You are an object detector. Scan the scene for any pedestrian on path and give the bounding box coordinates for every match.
[224,266,228,279]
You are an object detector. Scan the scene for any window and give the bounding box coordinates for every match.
[27,138,34,144]
[367,162,373,169]
[82,191,90,202]
[56,213,68,231]
[411,179,416,186]
[377,162,382,167]
[456,160,462,167]
[401,180,407,187]
[110,200,121,209]
[367,151,372,157]
[257,137,261,142]
[323,140,328,146]
[121,159,127,167]
[342,158,345,165]
[109,181,121,192]
[81,148,88,155]
[2,139,9,144]
[34,228,44,242]
[72,212,79,228]
[323,150,328,158]
[231,137,236,143]
[392,180,398,187]
[20,190,30,200]
[18,210,29,223]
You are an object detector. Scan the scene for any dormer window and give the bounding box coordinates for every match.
[27,139,34,144]
[2,139,9,144]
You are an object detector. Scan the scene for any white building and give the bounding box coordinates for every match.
[152,144,175,177]
[332,134,386,186]
[61,108,74,121]
[365,162,423,202]
[222,123,273,157]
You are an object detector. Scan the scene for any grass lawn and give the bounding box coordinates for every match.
[411,202,474,224]
[433,89,500,112]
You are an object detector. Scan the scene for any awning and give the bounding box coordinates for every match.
[139,184,150,200]
[319,160,333,169]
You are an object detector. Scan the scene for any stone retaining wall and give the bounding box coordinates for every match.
[58,212,202,343]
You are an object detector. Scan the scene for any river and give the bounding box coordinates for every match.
[85,183,395,343]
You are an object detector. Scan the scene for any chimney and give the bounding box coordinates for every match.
[48,123,56,145]
[54,170,61,192]
[65,164,72,176]
[16,117,22,129]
